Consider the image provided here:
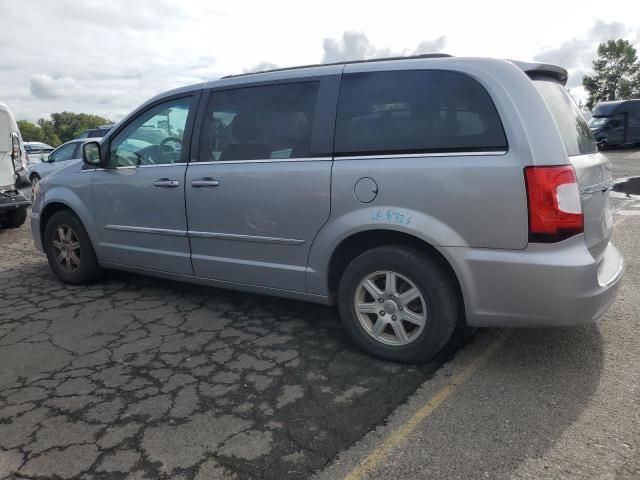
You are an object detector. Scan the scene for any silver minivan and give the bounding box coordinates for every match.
[31,55,624,362]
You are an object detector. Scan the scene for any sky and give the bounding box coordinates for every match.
[2,0,640,123]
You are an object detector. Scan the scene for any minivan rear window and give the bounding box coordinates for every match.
[533,79,597,156]
[334,70,507,156]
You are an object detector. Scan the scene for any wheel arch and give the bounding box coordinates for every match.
[39,202,75,241]
[39,194,99,250]
[324,229,467,323]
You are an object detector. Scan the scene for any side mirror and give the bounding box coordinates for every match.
[82,141,102,167]
[42,155,50,163]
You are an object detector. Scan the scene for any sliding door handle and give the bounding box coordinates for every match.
[191,178,220,188]
[153,178,179,188]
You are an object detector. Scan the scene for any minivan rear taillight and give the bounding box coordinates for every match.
[524,166,583,242]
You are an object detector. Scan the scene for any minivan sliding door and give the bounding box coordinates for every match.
[185,75,338,292]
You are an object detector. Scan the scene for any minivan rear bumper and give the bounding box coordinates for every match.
[447,235,624,327]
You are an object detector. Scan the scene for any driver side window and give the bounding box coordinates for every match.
[108,97,192,168]
[50,142,78,163]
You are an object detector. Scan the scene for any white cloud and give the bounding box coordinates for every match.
[30,75,80,100]
[0,1,638,121]
[321,31,447,63]
[534,21,632,68]
[243,62,279,74]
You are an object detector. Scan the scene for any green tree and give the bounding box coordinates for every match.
[17,120,44,143]
[50,112,113,143]
[583,39,640,109]
[17,112,114,147]
[35,119,62,147]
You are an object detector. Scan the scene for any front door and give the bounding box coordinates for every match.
[185,79,336,292]
[92,94,198,275]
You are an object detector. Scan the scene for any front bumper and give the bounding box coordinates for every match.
[448,235,624,327]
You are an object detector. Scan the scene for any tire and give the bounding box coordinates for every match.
[338,245,460,363]
[44,209,102,284]
[1,207,28,228]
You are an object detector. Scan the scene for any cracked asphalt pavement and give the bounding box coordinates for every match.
[0,222,446,480]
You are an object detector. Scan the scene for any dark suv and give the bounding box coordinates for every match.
[75,125,114,139]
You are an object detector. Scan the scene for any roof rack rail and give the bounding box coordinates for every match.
[222,53,453,79]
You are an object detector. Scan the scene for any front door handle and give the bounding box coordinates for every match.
[153,178,179,188]
[191,177,220,188]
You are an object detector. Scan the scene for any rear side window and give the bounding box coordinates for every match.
[199,82,319,162]
[533,80,597,156]
[335,70,507,156]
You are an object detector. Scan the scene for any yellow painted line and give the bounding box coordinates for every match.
[344,331,511,480]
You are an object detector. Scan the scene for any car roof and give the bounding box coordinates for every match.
[149,54,568,101]
[57,137,102,147]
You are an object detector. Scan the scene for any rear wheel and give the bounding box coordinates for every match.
[1,207,28,228]
[338,245,459,363]
[44,210,102,284]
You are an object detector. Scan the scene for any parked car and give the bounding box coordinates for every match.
[24,141,54,165]
[31,55,624,362]
[0,103,30,228]
[27,138,100,188]
[75,125,114,139]
[589,99,640,148]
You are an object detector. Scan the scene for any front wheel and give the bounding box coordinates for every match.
[44,210,102,284]
[338,245,460,363]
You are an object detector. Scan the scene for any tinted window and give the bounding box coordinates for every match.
[630,103,640,127]
[199,82,319,162]
[76,131,89,139]
[50,142,78,162]
[534,80,597,156]
[88,128,110,138]
[592,102,619,116]
[335,70,507,156]
[108,97,192,167]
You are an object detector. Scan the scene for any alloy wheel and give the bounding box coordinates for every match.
[354,270,427,346]
[52,224,81,273]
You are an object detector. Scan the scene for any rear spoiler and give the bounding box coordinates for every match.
[509,60,568,86]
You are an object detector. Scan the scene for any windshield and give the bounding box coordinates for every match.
[588,117,609,128]
[533,79,597,156]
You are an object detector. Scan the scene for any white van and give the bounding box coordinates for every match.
[0,103,30,228]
